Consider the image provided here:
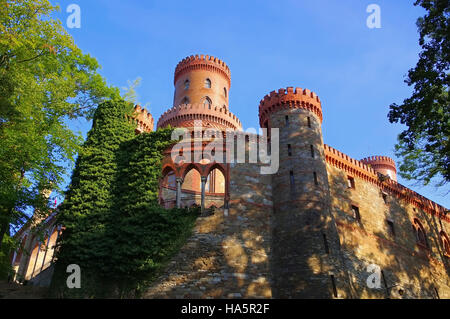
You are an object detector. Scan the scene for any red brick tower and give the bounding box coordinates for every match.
[157,55,242,210]
[157,54,241,131]
[361,156,397,181]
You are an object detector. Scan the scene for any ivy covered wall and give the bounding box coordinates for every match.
[50,100,197,298]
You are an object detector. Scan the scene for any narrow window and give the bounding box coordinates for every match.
[414,219,427,247]
[347,176,355,189]
[290,171,295,192]
[205,78,211,88]
[351,205,360,221]
[330,275,338,298]
[223,87,227,97]
[440,231,450,256]
[184,79,190,90]
[307,116,311,128]
[382,192,388,204]
[285,115,289,127]
[323,233,330,254]
[434,287,440,299]
[181,96,190,104]
[310,145,315,158]
[203,96,212,108]
[288,144,292,156]
[387,220,395,237]
[381,270,389,297]
[313,172,318,186]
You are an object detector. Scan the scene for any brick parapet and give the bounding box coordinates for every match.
[131,105,154,133]
[259,87,323,127]
[174,54,231,87]
[324,144,449,222]
[157,103,242,131]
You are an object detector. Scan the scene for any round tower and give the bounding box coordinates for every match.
[259,87,343,298]
[173,54,230,110]
[132,105,154,133]
[157,55,240,212]
[157,54,241,131]
[361,156,397,181]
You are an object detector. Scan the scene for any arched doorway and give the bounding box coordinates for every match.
[182,167,201,193]
[160,166,177,208]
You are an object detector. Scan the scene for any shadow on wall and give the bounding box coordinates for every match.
[145,142,450,299]
[328,169,450,299]
[143,204,272,299]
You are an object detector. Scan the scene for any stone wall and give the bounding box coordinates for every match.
[144,160,273,299]
[161,186,225,209]
[327,164,450,298]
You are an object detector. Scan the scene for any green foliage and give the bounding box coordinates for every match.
[388,0,449,187]
[0,235,15,280]
[51,100,198,298]
[0,0,120,245]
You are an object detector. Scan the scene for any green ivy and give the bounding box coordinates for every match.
[0,235,15,281]
[50,100,198,298]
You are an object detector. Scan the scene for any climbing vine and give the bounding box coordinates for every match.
[51,100,198,298]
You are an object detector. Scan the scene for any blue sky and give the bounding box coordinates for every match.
[53,0,449,208]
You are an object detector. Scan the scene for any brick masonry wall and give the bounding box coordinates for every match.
[327,164,450,298]
[161,187,225,209]
[268,108,349,299]
[146,108,449,299]
[144,160,273,299]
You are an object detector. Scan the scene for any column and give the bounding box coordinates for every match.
[201,176,207,213]
[176,178,183,208]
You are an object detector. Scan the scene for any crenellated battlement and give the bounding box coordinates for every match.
[259,87,323,127]
[174,54,231,86]
[157,103,242,131]
[325,144,379,176]
[131,105,154,133]
[361,155,397,181]
[361,156,397,169]
[324,144,448,222]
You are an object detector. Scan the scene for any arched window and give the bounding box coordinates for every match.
[205,168,225,194]
[205,78,211,89]
[184,79,190,90]
[181,96,190,104]
[413,219,428,247]
[203,96,212,108]
[223,87,227,97]
[182,167,201,192]
[163,171,176,188]
[440,231,450,256]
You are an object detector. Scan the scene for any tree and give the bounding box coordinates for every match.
[388,0,449,187]
[0,0,120,247]
[51,100,197,298]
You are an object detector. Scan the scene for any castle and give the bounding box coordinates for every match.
[10,54,450,299]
